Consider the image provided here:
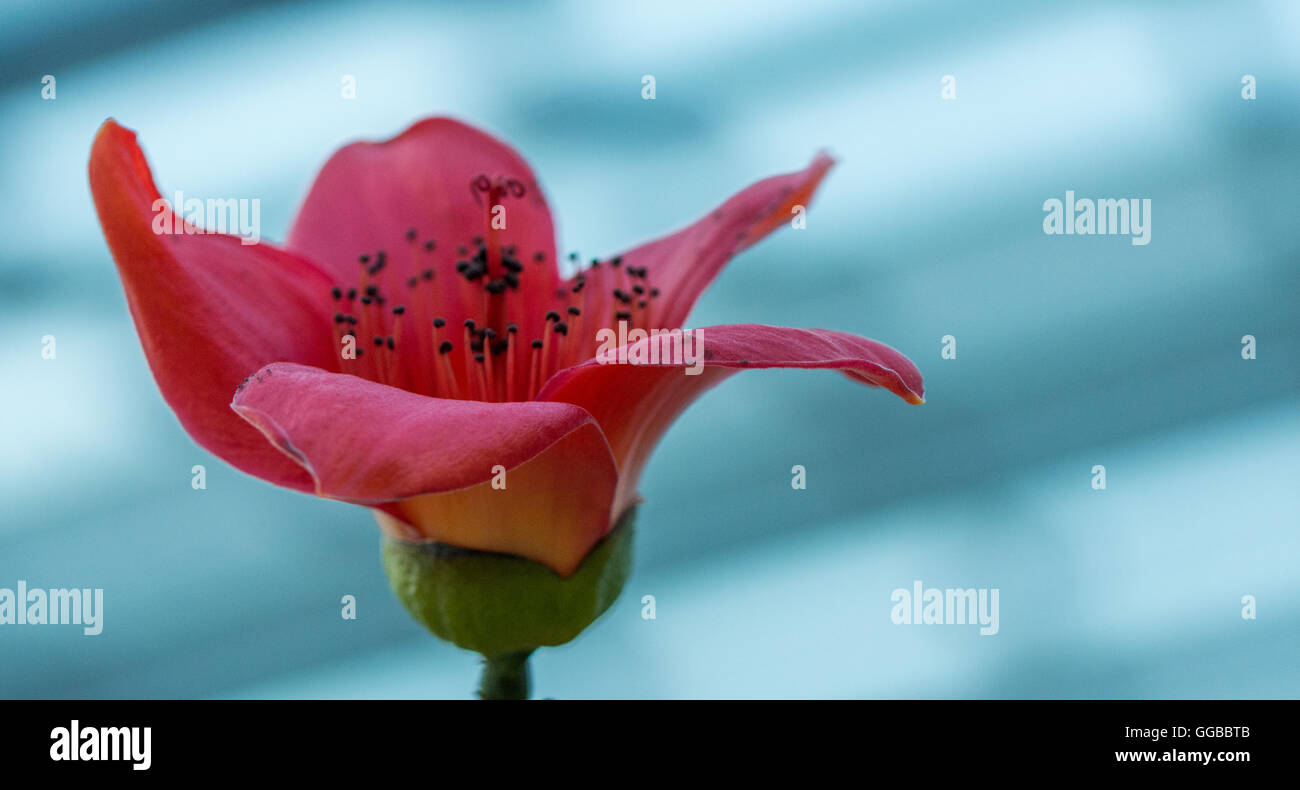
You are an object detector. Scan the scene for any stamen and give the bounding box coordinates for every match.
[552,320,568,377]
[566,305,583,367]
[390,305,406,388]
[482,328,497,400]
[372,335,388,386]
[506,324,518,402]
[473,353,489,401]
[324,229,671,403]
[463,320,477,389]
[539,310,559,384]
[438,340,460,399]
[528,338,542,399]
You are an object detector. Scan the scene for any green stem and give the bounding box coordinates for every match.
[478,650,533,700]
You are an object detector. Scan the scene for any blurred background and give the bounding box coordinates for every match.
[2,0,1297,699]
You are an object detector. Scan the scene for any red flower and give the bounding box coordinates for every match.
[89,117,923,576]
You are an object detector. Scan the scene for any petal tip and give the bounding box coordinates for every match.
[91,117,134,153]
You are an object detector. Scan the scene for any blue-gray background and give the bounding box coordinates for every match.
[2,0,1297,698]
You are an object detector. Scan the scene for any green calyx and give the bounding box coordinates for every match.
[381,507,636,659]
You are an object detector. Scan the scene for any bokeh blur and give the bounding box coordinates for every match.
[2,0,1297,699]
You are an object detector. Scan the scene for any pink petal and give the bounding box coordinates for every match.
[232,363,620,575]
[573,153,834,332]
[89,119,340,492]
[287,117,561,338]
[536,323,923,515]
